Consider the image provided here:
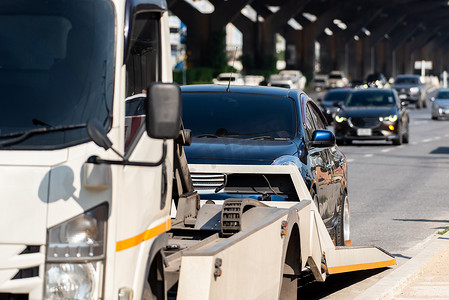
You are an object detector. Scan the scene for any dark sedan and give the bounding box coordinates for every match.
[334,88,409,145]
[318,88,352,124]
[182,84,349,245]
[391,74,427,109]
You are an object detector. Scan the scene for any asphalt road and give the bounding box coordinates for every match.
[299,88,449,298]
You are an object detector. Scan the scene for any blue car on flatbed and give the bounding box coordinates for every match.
[181,84,350,245]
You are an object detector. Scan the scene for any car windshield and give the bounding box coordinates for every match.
[0,0,115,149]
[437,91,449,99]
[324,90,350,102]
[345,91,395,107]
[329,74,343,79]
[366,74,381,82]
[395,77,418,84]
[182,92,297,139]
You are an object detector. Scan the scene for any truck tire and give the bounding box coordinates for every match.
[143,252,165,300]
[280,226,301,300]
[336,192,350,246]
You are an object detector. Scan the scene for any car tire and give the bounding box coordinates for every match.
[345,139,352,145]
[403,122,409,144]
[432,116,438,120]
[336,192,350,246]
[393,124,403,145]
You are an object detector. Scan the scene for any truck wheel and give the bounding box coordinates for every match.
[143,252,165,300]
[336,193,350,246]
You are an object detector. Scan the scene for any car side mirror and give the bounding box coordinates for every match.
[309,129,336,148]
[146,82,182,139]
[430,97,435,102]
[401,101,409,107]
[333,102,343,108]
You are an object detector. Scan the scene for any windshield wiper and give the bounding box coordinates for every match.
[249,136,289,140]
[0,123,86,147]
[194,134,219,138]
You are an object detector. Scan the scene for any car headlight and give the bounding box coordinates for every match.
[335,115,347,123]
[272,155,302,172]
[45,203,108,300]
[379,115,398,122]
[410,87,419,94]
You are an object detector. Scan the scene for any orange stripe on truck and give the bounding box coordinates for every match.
[327,259,396,274]
[116,219,171,252]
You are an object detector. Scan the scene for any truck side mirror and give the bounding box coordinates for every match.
[146,82,182,139]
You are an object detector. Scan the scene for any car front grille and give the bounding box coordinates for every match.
[0,293,29,300]
[0,245,43,298]
[191,173,225,193]
[349,117,380,128]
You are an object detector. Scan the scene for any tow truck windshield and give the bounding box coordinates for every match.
[0,0,115,149]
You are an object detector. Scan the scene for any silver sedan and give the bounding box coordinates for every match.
[431,88,449,120]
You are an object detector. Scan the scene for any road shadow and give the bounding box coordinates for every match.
[297,268,390,299]
[430,146,449,154]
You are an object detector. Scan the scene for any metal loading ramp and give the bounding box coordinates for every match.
[177,164,397,298]
[325,246,396,275]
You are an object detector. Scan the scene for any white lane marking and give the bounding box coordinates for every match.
[422,138,433,143]
[347,159,355,163]
[445,134,449,138]
[411,142,418,145]
[435,136,441,140]
[364,154,373,158]
[381,148,392,153]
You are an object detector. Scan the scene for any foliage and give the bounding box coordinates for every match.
[173,67,214,85]
[437,227,449,235]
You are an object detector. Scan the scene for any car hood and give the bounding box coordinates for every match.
[339,107,397,118]
[434,99,449,105]
[185,138,299,165]
[391,84,418,89]
[322,101,340,108]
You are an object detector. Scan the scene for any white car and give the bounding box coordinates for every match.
[431,88,449,120]
[311,74,328,91]
[213,73,245,85]
[327,70,349,88]
[278,70,306,90]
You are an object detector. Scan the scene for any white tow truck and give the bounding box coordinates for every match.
[0,0,395,299]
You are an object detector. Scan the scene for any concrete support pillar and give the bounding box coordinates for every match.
[168,0,252,68]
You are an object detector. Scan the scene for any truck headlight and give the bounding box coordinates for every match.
[45,203,108,300]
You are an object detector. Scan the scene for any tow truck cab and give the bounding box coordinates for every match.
[0,0,179,299]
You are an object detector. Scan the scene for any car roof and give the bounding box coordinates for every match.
[396,74,419,78]
[181,84,295,98]
[350,88,393,94]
